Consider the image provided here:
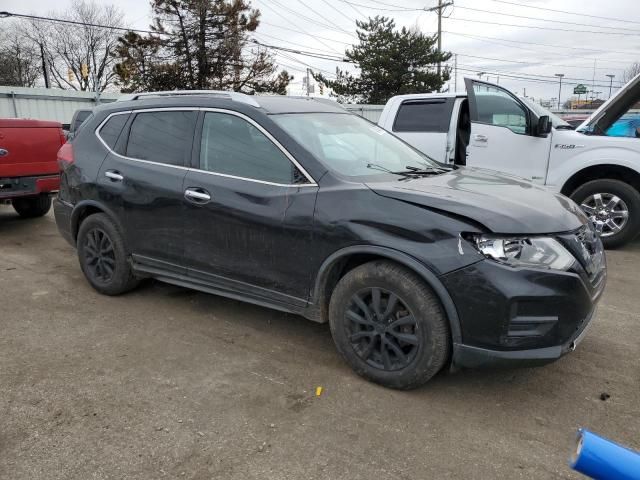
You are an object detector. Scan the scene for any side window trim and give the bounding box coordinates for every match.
[194,107,317,187]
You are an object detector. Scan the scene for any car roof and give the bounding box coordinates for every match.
[100,93,346,115]
[390,92,466,101]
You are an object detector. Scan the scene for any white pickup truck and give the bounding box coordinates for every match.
[378,75,640,248]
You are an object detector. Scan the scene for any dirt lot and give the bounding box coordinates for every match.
[0,205,638,479]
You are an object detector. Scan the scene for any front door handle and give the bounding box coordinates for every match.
[184,187,211,203]
[473,134,488,143]
[105,170,124,182]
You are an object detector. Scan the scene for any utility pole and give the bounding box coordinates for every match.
[306,68,310,97]
[39,43,50,89]
[555,73,564,110]
[427,0,453,80]
[606,74,615,98]
[454,53,458,92]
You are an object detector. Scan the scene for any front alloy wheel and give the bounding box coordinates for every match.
[329,261,450,390]
[346,287,420,371]
[580,193,629,238]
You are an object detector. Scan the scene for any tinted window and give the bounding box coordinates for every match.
[393,99,453,133]
[99,113,129,149]
[472,84,528,134]
[126,111,195,166]
[199,112,300,184]
[72,110,92,132]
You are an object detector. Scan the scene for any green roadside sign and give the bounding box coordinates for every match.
[574,84,588,95]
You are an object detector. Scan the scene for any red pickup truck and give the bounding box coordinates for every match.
[0,119,65,218]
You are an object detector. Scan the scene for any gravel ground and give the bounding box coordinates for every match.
[1,205,639,479]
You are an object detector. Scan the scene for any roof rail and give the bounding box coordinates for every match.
[119,90,260,108]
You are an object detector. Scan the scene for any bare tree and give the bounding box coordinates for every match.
[0,22,41,87]
[623,62,640,83]
[22,1,125,91]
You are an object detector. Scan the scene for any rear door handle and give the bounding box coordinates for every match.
[105,170,124,182]
[184,187,211,203]
[473,134,488,143]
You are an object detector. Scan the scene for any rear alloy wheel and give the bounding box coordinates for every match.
[571,179,640,249]
[329,260,450,390]
[77,213,139,295]
[12,195,52,218]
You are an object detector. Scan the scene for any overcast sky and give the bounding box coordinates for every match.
[3,0,639,102]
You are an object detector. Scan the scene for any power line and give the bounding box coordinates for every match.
[263,0,357,38]
[256,1,346,54]
[336,0,422,12]
[318,0,359,23]
[448,15,640,36]
[487,0,640,26]
[0,10,163,35]
[297,0,352,35]
[443,31,638,62]
[456,53,625,76]
[454,4,640,33]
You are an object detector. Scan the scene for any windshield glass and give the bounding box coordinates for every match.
[519,97,570,128]
[271,113,438,177]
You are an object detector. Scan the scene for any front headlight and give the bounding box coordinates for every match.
[470,235,575,271]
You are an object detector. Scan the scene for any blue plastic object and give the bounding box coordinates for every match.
[570,428,640,480]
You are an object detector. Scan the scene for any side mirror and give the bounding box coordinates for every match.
[536,115,552,137]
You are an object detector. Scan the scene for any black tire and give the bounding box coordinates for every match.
[12,195,52,218]
[570,179,640,249]
[77,213,139,295]
[329,260,450,390]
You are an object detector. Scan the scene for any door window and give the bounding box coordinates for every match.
[98,113,129,150]
[393,99,453,133]
[199,112,303,184]
[472,83,528,134]
[126,111,196,166]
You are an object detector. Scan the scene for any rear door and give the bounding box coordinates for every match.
[464,79,552,183]
[96,109,196,273]
[182,109,318,307]
[389,98,455,162]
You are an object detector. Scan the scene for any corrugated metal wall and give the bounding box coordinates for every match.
[0,86,119,124]
[1,87,390,124]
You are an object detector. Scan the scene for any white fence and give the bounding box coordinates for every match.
[1,86,596,127]
[0,86,119,125]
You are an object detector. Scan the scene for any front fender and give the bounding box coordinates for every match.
[548,143,640,191]
[310,244,463,343]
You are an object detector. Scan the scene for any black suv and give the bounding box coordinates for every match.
[54,92,606,389]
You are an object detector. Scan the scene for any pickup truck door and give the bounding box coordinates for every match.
[464,79,552,184]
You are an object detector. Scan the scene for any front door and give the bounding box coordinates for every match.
[464,79,552,184]
[182,110,319,307]
[96,109,197,273]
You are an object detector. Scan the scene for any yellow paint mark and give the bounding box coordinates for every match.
[315,386,323,397]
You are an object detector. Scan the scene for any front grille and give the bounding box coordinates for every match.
[558,224,606,289]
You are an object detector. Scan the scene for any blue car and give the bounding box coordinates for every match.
[606,113,640,137]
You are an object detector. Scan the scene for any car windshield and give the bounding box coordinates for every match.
[271,113,439,177]
[519,97,570,128]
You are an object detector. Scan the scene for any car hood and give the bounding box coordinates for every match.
[366,167,588,234]
[578,73,640,133]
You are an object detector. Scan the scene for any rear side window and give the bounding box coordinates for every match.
[72,110,92,132]
[393,99,454,133]
[199,112,301,184]
[98,113,129,149]
[126,111,196,166]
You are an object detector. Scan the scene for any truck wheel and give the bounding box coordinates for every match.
[571,179,640,249]
[77,213,139,295]
[12,195,52,218]
[329,260,450,390]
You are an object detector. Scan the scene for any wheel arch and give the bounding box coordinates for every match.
[71,201,124,243]
[309,245,462,344]
[560,164,640,197]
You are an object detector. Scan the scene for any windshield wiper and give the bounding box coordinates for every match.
[402,165,450,175]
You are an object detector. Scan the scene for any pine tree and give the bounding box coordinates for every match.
[114,0,291,94]
[315,16,451,104]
